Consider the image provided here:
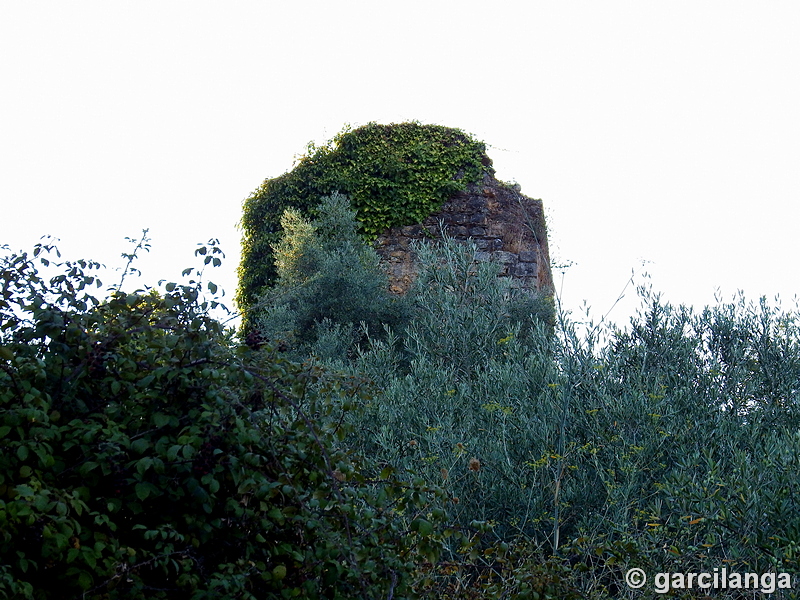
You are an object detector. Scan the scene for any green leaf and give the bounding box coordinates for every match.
[268,508,284,524]
[79,462,98,477]
[153,412,170,429]
[82,548,97,570]
[136,457,153,476]
[34,493,52,511]
[15,484,34,498]
[167,444,181,462]
[415,518,434,537]
[78,571,93,590]
[272,565,287,580]
[135,482,150,501]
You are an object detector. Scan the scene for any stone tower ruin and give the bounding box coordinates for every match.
[374,171,553,296]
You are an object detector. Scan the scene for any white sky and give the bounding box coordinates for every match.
[2,2,799,330]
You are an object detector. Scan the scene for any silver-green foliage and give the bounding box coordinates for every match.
[345,236,560,540]
[257,201,800,590]
[552,292,800,594]
[253,192,408,356]
[341,240,800,583]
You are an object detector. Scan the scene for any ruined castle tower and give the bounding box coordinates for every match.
[374,171,553,296]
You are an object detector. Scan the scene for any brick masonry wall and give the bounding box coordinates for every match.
[374,172,553,295]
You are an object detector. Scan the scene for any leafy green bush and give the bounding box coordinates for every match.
[0,238,447,599]
[237,121,490,312]
[252,192,410,358]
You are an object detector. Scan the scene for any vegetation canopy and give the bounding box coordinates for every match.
[251,192,413,358]
[7,138,800,596]
[4,228,800,598]
[237,121,491,312]
[0,237,447,600]
[253,209,800,597]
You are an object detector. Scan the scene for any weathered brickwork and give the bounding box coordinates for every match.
[374,172,553,295]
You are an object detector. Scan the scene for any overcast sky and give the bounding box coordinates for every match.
[2,2,799,330]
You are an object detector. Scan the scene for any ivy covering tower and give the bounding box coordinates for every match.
[236,122,492,315]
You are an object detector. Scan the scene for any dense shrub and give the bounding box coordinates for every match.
[0,239,447,599]
[252,193,410,358]
[8,229,800,597]
[237,121,490,312]
[338,236,561,541]
[303,236,800,596]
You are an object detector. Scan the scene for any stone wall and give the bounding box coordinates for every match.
[374,172,553,295]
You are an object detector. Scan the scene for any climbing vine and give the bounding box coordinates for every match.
[237,122,491,312]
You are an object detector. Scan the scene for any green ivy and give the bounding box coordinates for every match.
[237,121,491,313]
